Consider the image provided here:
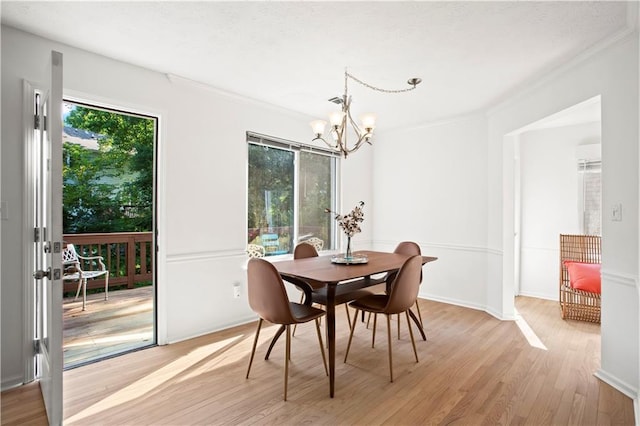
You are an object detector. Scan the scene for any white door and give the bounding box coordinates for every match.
[32,50,64,426]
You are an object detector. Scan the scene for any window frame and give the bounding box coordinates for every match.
[246,132,341,255]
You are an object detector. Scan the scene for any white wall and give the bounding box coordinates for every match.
[488,32,639,398]
[372,115,489,311]
[0,26,372,388]
[518,123,601,300]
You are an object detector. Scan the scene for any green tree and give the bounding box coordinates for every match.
[63,106,154,233]
[247,144,294,242]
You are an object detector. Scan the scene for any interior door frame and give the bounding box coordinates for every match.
[22,79,40,385]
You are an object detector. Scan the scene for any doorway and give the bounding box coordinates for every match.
[507,96,602,301]
[60,100,157,368]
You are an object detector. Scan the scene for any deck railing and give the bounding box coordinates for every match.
[63,232,153,294]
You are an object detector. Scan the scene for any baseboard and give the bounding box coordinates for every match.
[1,374,26,392]
[166,314,257,344]
[517,290,558,302]
[594,368,639,400]
[594,369,639,425]
[420,292,484,311]
[419,292,517,321]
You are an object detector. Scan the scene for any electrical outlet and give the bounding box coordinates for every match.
[233,283,241,298]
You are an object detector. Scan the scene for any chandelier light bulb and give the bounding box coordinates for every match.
[329,111,346,127]
[310,120,327,136]
[360,114,376,131]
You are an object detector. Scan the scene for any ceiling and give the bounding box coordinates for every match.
[1,1,633,131]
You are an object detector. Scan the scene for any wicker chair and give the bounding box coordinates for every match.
[559,234,601,323]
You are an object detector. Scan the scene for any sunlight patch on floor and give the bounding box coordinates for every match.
[514,308,547,350]
[64,334,245,424]
[177,324,279,382]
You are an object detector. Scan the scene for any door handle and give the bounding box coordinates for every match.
[33,268,51,280]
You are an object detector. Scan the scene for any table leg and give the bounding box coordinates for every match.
[265,325,286,360]
[408,308,426,341]
[326,283,336,397]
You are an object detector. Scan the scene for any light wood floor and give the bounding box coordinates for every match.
[63,286,154,368]
[2,297,635,425]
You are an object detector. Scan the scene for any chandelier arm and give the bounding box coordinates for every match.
[313,135,338,151]
[342,134,368,156]
[347,108,363,138]
[346,72,418,93]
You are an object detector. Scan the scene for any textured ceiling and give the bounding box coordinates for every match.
[1,1,632,130]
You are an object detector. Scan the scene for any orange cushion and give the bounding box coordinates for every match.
[564,261,601,294]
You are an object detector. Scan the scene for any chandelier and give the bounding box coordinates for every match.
[310,70,421,158]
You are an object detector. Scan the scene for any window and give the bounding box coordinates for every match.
[578,160,601,235]
[247,133,339,255]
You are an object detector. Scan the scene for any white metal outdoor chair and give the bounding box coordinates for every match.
[304,237,324,251]
[246,244,266,258]
[63,243,109,311]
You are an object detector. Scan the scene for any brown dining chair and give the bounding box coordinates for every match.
[367,241,425,338]
[291,242,327,337]
[245,258,328,401]
[344,255,423,382]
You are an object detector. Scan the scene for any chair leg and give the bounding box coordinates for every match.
[74,280,82,300]
[371,314,378,348]
[284,325,291,401]
[104,272,109,301]
[372,313,378,348]
[397,314,401,339]
[406,311,419,363]
[366,312,371,328]
[314,318,328,376]
[344,304,352,325]
[386,314,393,382]
[246,318,263,379]
[344,308,360,363]
[82,278,87,311]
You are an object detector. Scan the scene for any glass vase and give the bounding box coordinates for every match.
[345,235,352,259]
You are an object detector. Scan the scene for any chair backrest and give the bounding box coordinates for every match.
[294,242,319,259]
[394,241,420,256]
[62,243,79,265]
[385,255,423,315]
[386,241,422,285]
[559,234,601,289]
[247,258,296,325]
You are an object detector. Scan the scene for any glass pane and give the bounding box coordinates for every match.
[247,144,294,255]
[298,151,334,251]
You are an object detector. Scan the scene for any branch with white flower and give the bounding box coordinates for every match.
[325,201,365,238]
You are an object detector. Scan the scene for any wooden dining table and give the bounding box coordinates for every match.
[273,250,437,397]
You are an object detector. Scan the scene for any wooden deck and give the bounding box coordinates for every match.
[63,286,154,369]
